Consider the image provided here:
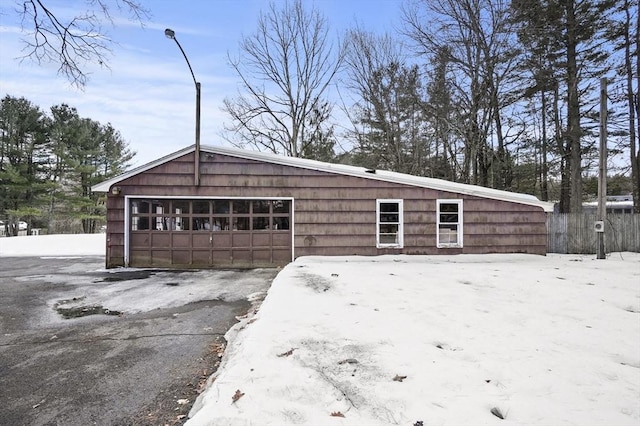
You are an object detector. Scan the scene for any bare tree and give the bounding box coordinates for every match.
[223,0,344,158]
[402,0,520,188]
[343,29,430,175]
[14,0,150,87]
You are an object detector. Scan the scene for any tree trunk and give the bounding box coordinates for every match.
[541,89,549,201]
[566,0,583,213]
[632,0,640,213]
[555,83,571,213]
[492,85,508,189]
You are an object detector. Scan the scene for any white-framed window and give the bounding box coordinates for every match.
[376,199,403,248]
[437,199,463,248]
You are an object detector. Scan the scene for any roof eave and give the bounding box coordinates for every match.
[92,145,196,192]
[202,146,555,212]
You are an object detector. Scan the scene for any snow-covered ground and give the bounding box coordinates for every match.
[2,235,639,425]
[0,233,106,257]
[188,253,640,426]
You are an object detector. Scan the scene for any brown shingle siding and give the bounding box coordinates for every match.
[100,151,548,267]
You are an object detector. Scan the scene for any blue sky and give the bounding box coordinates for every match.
[0,0,403,166]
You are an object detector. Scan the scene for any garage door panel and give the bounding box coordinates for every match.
[130,250,150,264]
[172,233,190,246]
[252,249,271,262]
[232,249,251,264]
[151,233,170,247]
[252,233,271,247]
[192,250,210,263]
[212,233,231,247]
[232,233,250,247]
[212,250,231,263]
[192,234,210,248]
[151,250,171,266]
[172,250,191,264]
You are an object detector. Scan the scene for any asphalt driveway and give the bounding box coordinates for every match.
[0,256,277,426]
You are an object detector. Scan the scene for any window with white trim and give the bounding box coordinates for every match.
[437,199,463,248]
[377,199,403,248]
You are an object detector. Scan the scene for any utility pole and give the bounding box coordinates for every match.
[597,78,607,259]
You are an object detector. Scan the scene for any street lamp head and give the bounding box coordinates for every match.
[164,28,175,39]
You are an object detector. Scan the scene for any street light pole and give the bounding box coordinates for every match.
[165,28,201,186]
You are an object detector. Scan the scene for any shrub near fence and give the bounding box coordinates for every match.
[547,213,640,254]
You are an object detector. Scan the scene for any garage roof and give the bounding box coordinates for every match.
[93,145,554,212]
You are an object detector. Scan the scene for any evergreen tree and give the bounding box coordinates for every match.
[604,0,639,212]
[0,96,134,234]
[510,0,614,212]
[0,96,50,235]
[49,104,134,233]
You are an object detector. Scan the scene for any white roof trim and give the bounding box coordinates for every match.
[93,144,554,212]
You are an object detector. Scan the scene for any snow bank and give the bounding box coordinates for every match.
[187,253,640,425]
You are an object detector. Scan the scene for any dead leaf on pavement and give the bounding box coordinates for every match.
[232,389,245,403]
[277,348,297,357]
[330,411,345,417]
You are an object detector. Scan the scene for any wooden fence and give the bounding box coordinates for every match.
[546,213,640,254]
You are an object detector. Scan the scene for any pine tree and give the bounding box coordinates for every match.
[511,0,614,212]
[0,96,50,235]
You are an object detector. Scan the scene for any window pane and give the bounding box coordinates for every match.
[380,202,399,213]
[213,200,230,214]
[174,217,190,230]
[272,200,289,213]
[193,201,210,214]
[132,200,150,214]
[253,216,270,230]
[152,201,170,231]
[253,200,270,214]
[212,217,228,231]
[132,216,150,231]
[380,224,399,234]
[439,225,458,244]
[273,217,289,230]
[193,218,211,230]
[233,200,250,214]
[379,234,398,244]
[154,216,169,231]
[152,200,170,213]
[439,224,458,231]
[233,217,250,230]
[380,213,399,223]
[172,201,189,215]
[162,217,186,231]
[440,203,459,213]
[440,213,459,223]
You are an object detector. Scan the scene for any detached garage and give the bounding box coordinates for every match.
[93,145,553,269]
